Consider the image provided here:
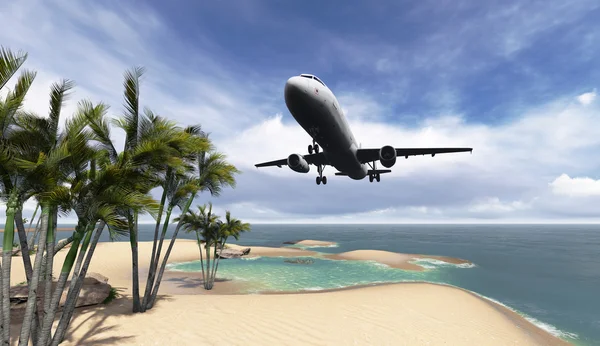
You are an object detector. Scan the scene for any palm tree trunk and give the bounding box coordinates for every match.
[25,202,39,248]
[18,203,50,346]
[67,225,95,296]
[14,208,40,343]
[42,210,55,323]
[146,195,195,310]
[195,234,206,285]
[129,211,141,312]
[142,205,172,311]
[0,261,3,342]
[36,225,84,346]
[14,209,33,281]
[51,222,104,346]
[28,215,42,250]
[205,242,212,290]
[1,191,18,345]
[142,184,168,310]
[211,238,227,290]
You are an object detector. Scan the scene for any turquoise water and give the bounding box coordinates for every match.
[167,251,474,293]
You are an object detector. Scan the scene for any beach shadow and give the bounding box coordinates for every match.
[165,276,233,289]
[60,291,174,345]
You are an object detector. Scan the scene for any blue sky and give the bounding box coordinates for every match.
[2,0,600,223]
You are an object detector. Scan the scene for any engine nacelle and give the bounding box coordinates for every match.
[287,154,310,173]
[379,145,396,168]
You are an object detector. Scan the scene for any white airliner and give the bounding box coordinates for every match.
[255,74,473,185]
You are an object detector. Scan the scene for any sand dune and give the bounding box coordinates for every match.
[325,249,471,271]
[7,240,569,345]
[283,239,338,247]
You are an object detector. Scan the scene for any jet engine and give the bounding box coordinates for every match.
[287,154,310,173]
[379,145,396,168]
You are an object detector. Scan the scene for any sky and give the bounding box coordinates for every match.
[1,0,600,224]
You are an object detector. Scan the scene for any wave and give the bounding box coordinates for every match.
[472,293,578,340]
[240,256,262,260]
[410,258,477,269]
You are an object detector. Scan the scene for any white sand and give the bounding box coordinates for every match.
[7,240,570,346]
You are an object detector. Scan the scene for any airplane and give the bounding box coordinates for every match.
[255,74,473,185]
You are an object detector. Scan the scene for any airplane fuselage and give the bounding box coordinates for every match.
[284,74,368,180]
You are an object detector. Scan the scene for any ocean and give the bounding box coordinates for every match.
[57,223,600,345]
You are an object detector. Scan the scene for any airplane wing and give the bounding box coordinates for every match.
[255,152,329,168]
[356,147,472,164]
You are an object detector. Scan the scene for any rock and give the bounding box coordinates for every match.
[9,273,112,310]
[86,272,109,284]
[284,258,315,265]
[216,247,251,259]
[61,276,111,308]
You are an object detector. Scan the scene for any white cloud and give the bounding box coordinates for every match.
[468,197,531,213]
[577,90,596,105]
[3,1,600,224]
[549,174,600,197]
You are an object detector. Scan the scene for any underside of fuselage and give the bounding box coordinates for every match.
[284,76,367,180]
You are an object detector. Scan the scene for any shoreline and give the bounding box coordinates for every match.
[8,239,572,345]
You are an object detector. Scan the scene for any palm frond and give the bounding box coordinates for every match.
[122,66,146,151]
[47,79,75,141]
[0,47,28,90]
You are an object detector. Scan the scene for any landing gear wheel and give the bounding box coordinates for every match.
[316,176,321,185]
[376,174,380,182]
[314,144,320,153]
[308,145,313,154]
[322,176,327,185]
[369,174,374,183]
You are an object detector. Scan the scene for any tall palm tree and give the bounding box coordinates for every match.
[141,125,208,311]
[145,146,240,309]
[0,46,37,345]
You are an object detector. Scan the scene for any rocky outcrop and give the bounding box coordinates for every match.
[284,258,314,265]
[216,247,251,259]
[10,272,112,310]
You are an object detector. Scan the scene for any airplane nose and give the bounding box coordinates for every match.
[284,76,306,102]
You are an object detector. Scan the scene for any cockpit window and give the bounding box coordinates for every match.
[299,74,326,87]
[313,76,325,87]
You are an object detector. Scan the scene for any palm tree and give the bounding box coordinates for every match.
[176,206,249,290]
[0,46,37,345]
[50,100,160,345]
[176,203,220,288]
[208,211,250,289]
[145,146,240,309]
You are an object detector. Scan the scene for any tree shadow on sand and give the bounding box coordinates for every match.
[165,276,233,289]
[56,287,175,345]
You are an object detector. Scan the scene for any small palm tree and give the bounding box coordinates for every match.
[176,203,220,289]
[208,211,250,288]
[176,204,249,290]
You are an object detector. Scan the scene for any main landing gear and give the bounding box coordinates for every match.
[316,164,327,185]
[308,142,320,154]
[367,160,381,183]
[368,173,380,183]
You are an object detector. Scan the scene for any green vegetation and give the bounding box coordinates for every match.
[0,46,246,345]
[102,287,118,305]
[177,204,250,290]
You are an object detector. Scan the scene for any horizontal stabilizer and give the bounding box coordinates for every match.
[368,169,392,175]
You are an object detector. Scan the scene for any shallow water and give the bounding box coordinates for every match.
[168,255,470,292]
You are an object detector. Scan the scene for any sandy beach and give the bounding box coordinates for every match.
[8,239,570,345]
